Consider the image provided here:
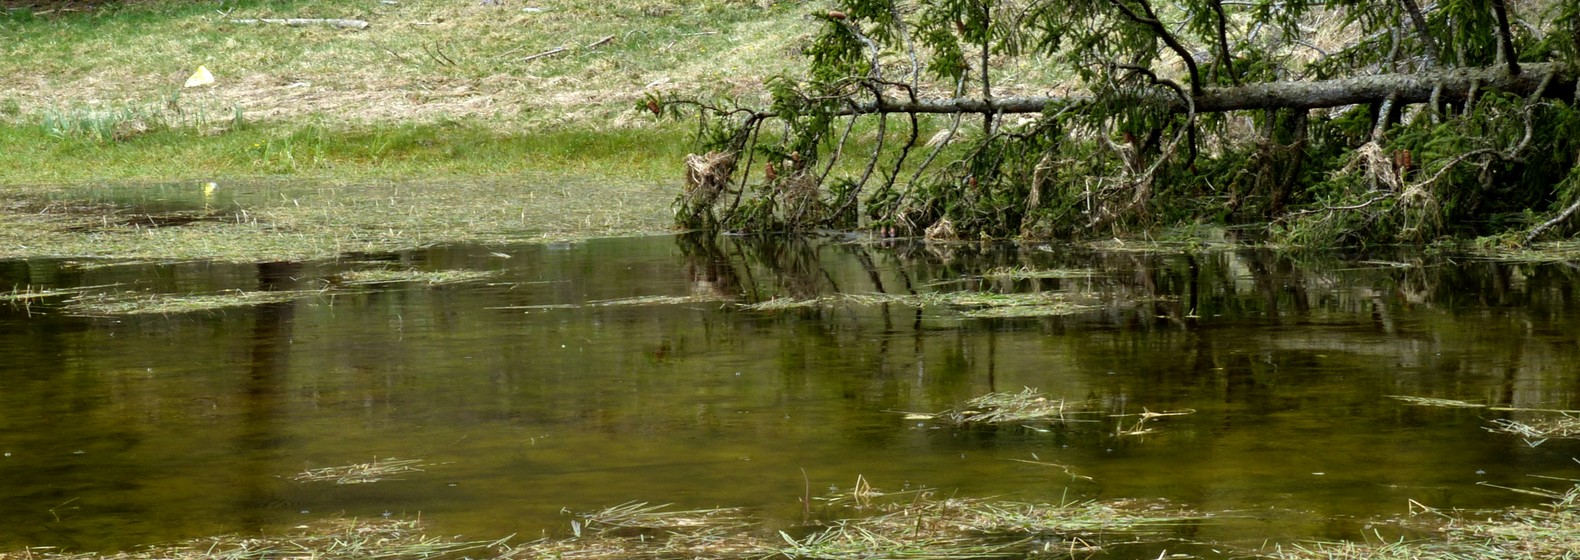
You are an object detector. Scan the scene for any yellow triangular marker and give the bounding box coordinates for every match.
[184,66,215,88]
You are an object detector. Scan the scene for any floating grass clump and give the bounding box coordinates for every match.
[65,289,313,316]
[952,388,1087,425]
[293,457,432,485]
[980,266,1098,280]
[741,292,1096,317]
[1487,417,1580,440]
[1272,484,1580,560]
[1388,395,1580,441]
[1386,395,1487,408]
[508,493,1204,560]
[489,294,729,311]
[576,501,752,533]
[0,517,502,560]
[338,269,498,286]
[509,502,760,560]
[1466,240,1580,264]
[587,295,730,307]
[737,296,834,311]
[904,389,1193,437]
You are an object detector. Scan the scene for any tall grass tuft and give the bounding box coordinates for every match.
[37,91,241,144]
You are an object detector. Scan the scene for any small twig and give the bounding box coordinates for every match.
[521,46,568,62]
[229,18,369,30]
[584,35,615,49]
[370,39,412,64]
[422,42,456,66]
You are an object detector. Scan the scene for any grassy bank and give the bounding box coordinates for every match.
[0,0,817,184]
[0,0,821,259]
[1,118,694,183]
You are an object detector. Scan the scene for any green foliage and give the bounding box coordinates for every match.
[667,0,1580,244]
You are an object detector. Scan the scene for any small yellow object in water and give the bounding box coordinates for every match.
[184,66,215,88]
[203,182,217,197]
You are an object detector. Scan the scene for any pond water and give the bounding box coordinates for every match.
[1,233,1578,555]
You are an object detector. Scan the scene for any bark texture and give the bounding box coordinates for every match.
[829,63,1573,117]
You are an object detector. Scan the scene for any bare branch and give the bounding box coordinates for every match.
[1398,0,1439,67]
[1490,0,1520,75]
[1104,0,1204,96]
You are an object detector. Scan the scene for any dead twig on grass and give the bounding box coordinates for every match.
[229,18,370,30]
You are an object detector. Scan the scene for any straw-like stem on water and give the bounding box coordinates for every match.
[739,292,1097,318]
[293,458,432,485]
[337,269,499,286]
[1389,395,1580,441]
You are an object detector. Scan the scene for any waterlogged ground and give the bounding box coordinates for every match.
[2,233,1579,555]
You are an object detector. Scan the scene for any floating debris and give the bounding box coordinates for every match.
[338,268,498,286]
[579,501,751,533]
[489,294,728,310]
[0,517,503,560]
[737,296,832,311]
[1112,408,1197,437]
[960,302,1095,318]
[292,457,431,484]
[741,292,1096,317]
[587,295,728,307]
[1,283,122,303]
[1386,395,1487,408]
[1272,484,1580,560]
[1487,417,1580,440]
[65,289,312,316]
[980,266,1098,280]
[953,388,1087,424]
[506,494,1204,560]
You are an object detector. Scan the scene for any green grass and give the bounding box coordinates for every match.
[0,0,812,131]
[0,117,696,184]
[0,0,816,198]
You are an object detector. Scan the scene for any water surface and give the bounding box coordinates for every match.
[2,234,1577,554]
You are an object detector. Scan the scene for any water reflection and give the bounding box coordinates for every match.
[0,235,1577,554]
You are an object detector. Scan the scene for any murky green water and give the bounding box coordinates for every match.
[2,234,1578,554]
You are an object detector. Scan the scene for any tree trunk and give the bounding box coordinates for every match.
[827,63,1572,117]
